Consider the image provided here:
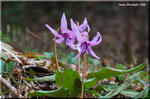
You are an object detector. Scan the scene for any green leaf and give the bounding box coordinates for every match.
[55,69,81,97]
[87,63,146,80]
[120,90,139,97]
[117,64,125,69]
[28,87,68,98]
[96,84,140,97]
[84,78,97,89]
[34,55,46,60]
[118,75,125,81]
[97,83,119,92]
[101,72,141,98]
[25,74,55,81]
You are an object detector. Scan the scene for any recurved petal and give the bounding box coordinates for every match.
[61,13,68,33]
[87,24,90,33]
[45,24,62,38]
[88,46,100,59]
[79,17,88,32]
[56,38,64,44]
[90,32,102,46]
[90,32,100,42]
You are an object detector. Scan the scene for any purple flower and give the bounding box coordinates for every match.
[71,20,102,60]
[45,13,75,48]
[74,17,90,33]
[46,12,102,60]
[69,18,90,49]
[70,18,90,35]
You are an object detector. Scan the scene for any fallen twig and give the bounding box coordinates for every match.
[23,80,32,89]
[0,76,24,98]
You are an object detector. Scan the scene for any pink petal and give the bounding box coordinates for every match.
[67,42,76,50]
[88,46,100,59]
[71,19,82,41]
[90,32,102,46]
[79,18,88,32]
[70,18,76,31]
[56,38,64,44]
[87,24,90,33]
[45,24,62,38]
[61,13,68,33]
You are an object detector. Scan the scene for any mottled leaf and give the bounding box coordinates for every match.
[84,78,97,89]
[56,69,81,97]
[101,72,141,98]
[25,74,55,81]
[28,87,68,98]
[87,63,146,80]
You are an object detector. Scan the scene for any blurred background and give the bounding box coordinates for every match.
[1,1,149,67]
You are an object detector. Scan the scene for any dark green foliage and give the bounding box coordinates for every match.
[117,64,126,82]
[55,69,81,97]
[25,74,55,82]
[117,64,125,69]
[84,78,97,89]
[101,72,141,98]
[87,63,146,80]
[28,63,147,98]
[28,87,68,98]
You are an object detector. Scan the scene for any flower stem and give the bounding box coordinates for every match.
[54,27,63,86]
[54,36,59,69]
[81,53,87,98]
[78,51,80,74]
[77,21,81,74]
[84,57,87,78]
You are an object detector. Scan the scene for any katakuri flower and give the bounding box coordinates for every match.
[71,17,90,33]
[71,19,102,60]
[45,13,75,48]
